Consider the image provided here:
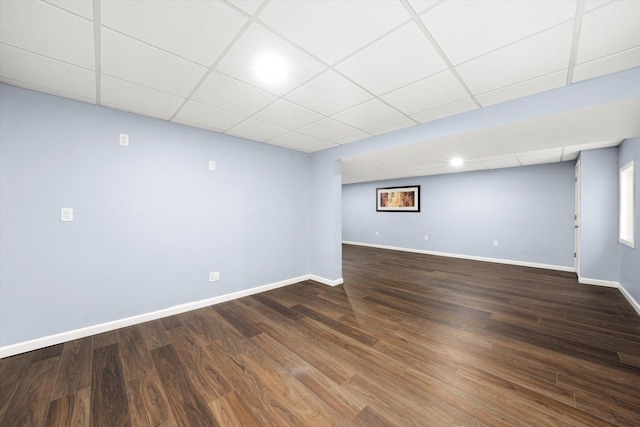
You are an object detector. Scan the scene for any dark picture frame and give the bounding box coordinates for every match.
[376,185,420,212]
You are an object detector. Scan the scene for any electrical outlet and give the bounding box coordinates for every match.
[208,160,216,171]
[375,231,379,236]
[119,133,129,146]
[209,272,220,282]
[61,208,73,222]
[493,240,499,247]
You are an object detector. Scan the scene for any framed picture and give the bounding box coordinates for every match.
[376,186,420,212]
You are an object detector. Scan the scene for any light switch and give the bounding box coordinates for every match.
[61,208,74,222]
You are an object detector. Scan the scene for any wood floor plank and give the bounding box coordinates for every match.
[352,406,395,427]
[150,344,217,427]
[160,315,183,330]
[90,343,132,427]
[92,331,119,350]
[212,303,263,338]
[209,391,264,427]
[44,387,90,427]
[237,348,350,426]
[127,372,177,427]
[1,356,60,427]
[118,325,154,381]
[165,326,228,403]
[251,333,366,421]
[30,344,63,363]
[51,337,92,400]
[138,319,171,351]
[201,347,307,427]
[0,352,32,424]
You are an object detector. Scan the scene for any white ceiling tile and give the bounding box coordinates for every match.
[411,98,478,124]
[286,70,372,116]
[573,46,640,82]
[332,99,404,129]
[0,0,94,69]
[228,0,263,16]
[258,0,409,65]
[0,44,95,103]
[173,100,245,132]
[456,22,573,94]
[365,117,417,136]
[516,148,564,166]
[299,141,340,153]
[226,118,290,142]
[577,0,640,64]
[101,1,246,67]
[101,29,207,97]
[422,0,576,64]
[476,70,567,107]
[215,25,326,96]
[478,154,521,169]
[191,71,276,116]
[298,118,359,140]
[584,0,615,12]
[43,0,93,19]
[408,0,442,15]
[252,99,323,129]
[331,131,372,145]
[267,132,322,150]
[101,75,184,120]
[381,70,469,115]
[336,22,447,95]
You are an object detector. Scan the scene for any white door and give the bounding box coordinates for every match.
[574,160,581,275]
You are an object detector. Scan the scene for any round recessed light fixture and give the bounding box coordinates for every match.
[255,53,288,84]
[450,157,464,167]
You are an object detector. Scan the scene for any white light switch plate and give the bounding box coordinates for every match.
[61,208,73,222]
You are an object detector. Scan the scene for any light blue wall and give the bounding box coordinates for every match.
[578,147,620,282]
[0,84,311,347]
[343,162,575,267]
[619,137,640,304]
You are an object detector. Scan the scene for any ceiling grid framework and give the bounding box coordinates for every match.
[1,0,639,180]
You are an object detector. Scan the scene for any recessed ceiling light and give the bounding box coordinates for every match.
[255,53,288,84]
[450,157,464,167]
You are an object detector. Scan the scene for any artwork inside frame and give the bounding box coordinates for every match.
[376,185,420,212]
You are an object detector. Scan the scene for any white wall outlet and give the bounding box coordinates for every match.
[375,231,379,236]
[424,235,429,240]
[61,208,74,222]
[208,160,216,171]
[493,240,499,247]
[119,133,129,146]
[209,272,220,282]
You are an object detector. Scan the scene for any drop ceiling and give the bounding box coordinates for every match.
[1,0,639,179]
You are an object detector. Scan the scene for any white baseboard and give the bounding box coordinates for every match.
[0,273,341,359]
[343,241,575,273]
[579,276,640,317]
[577,276,620,288]
[308,275,344,287]
[618,284,640,316]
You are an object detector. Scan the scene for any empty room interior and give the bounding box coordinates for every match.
[1,0,640,426]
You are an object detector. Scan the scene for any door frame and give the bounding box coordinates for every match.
[574,159,581,275]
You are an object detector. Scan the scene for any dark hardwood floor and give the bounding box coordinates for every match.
[2,244,640,426]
